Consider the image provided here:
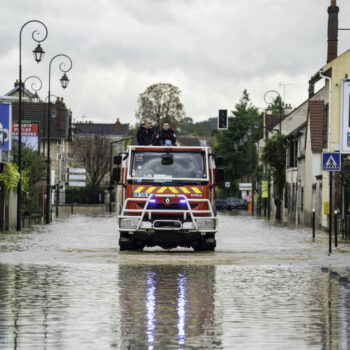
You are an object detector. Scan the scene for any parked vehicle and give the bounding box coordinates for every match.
[226,197,248,210]
[113,145,224,251]
[215,199,228,211]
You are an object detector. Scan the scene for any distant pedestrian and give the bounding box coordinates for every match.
[154,122,177,146]
[136,118,154,146]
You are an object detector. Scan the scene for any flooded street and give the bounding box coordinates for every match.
[0,212,350,349]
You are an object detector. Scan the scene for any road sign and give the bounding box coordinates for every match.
[0,103,12,152]
[225,182,230,188]
[322,152,341,171]
[68,167,86,187]
[239,183,252,191]
[68,181,86,187]
[69,167,86,174]
[68,174,87,181]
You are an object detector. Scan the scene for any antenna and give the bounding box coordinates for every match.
[279,82,293,102]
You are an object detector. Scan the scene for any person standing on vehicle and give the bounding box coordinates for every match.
[154,122,177,146]
[136,118,154,146]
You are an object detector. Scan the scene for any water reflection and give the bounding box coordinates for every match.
[0,263,349,349]
[146,271,156,350]
[177,273,186,349]
[119,265,218,349]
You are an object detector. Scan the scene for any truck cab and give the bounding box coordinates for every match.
[114,145,223,251]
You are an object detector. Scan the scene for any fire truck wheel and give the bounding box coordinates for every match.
[119,233,138,251]
[192,235,216,252]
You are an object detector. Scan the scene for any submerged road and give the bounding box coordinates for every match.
[0,212,349,349]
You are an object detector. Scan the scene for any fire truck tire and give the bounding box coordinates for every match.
[192,236,216,252]
[119,233,139,251]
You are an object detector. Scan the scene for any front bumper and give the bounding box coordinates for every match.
[118,194,217,234]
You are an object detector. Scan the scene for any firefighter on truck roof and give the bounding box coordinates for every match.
[154,122,177,146]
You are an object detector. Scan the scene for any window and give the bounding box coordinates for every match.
[130,151,206,181]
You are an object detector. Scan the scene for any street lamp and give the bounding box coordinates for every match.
[23,75,42,102]
[263,89,282,134]
[17,20,48,231]
[46,54,73,224]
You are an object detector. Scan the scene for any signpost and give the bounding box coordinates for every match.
[0,103,12,163]
[322,152,341,171]
[340,79,350,153]
[67,168,86,214]
[12,121,40,152]
[68,168,86,187]
[322,152,341,254]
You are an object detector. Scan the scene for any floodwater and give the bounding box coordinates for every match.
[0,212,349,349]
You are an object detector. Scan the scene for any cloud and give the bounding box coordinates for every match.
[1,0,350,125]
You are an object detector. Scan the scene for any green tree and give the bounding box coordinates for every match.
[214,90,263,196]
[12,145,46,214]
[261,133,286,220]
[271,95,285,115]
[135,83,185,129]
[180,117,219,137]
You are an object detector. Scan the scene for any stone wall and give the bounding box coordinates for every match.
[55,204,110,217]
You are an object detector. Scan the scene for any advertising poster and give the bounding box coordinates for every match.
[262,181,268,198]
[0,103,12,151]
[340,80,350,153]
[12,122,39,152]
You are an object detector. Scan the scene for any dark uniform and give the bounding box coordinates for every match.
[154,128,177,146]
[136,124,155,145]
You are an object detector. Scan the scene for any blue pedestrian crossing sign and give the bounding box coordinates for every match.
[322,152,341,171]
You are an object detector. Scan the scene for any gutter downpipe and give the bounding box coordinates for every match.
[319,69,333,253]
[319,69,332,152]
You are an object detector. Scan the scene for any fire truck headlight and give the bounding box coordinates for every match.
[196,219,215,229]
[120,218,138,229]
[183,222,194,229]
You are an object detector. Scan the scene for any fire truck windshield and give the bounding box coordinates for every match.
[130,151,207,181]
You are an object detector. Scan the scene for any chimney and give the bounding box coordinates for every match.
[115,118,121,134]
[308,79,315,99]
[327,0,339,63]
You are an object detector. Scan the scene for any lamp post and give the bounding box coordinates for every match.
[263,90,282,134]
[23,75,42,102]
[41,95,58,157]
[46,54,72,224]
[17,20,48,231]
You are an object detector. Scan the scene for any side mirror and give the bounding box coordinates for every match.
[215,156,223,167]
[215,168,224,184]
[112,167,121,183]
[114,155,122,165]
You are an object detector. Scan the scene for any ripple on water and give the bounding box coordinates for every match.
[0,263,349,349]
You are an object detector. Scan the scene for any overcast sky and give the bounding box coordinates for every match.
[1,0,350,126]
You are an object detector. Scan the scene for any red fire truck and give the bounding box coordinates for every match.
[113,145,224,251]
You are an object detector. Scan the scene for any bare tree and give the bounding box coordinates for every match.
[135,82,185,129]
[73,136,110,188]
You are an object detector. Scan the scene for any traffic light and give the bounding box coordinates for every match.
[218,109,228,130]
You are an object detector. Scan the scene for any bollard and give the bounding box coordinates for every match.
[334,210,338,248]
[312,208,315,240]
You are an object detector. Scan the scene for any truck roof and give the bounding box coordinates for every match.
[128,145,211,152]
